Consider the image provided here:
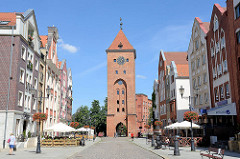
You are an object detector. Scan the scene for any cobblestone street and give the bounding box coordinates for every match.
[69,137,162,159]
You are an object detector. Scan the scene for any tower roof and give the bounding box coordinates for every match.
[108,30,134,50]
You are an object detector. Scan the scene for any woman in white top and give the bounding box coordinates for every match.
[8,133,16,155]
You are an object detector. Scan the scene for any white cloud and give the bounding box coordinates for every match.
[58,39,78,53]
[77,61,107,78]
[136,75,147,79]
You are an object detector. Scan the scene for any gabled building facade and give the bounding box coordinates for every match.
[188,17,211,116]
[158,51,189,127]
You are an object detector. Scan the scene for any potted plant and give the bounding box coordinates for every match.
[33,112,48,122]
[184,111,199,121]
[70,122,79,128]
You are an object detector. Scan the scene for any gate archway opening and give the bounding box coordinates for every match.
[116,122,127,137]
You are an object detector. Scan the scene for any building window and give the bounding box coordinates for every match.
[117,100,119,104]
[202,54,206,65]
[223,60,228,72]
[34,78,37,89]
[203,73,207,84]
[21,46,26,60]
[122,100,124,104]
[19,68,25,83]
[117,108,119,112]
[118,80,123,85]
[215,88,219,101]
[198,76,201,86]
[214,16,219,31]
[221,37,225,49]
[122,90,124,94]
[195,40,199,50]
[220,86,224,99]
[114,59,116,62]
[126,58,129,62]
[18,91,23,106]
[225,83,230,97]
[171,75,174,83]
[28,96,31,109]
[237,31,240,44]
[122,108,125,112]
[191,61,195,71]
[193,78,196,88]
[123,70,126,74]
[24,95,27,108]
[235,3,240,19]
[33,99,36,110]
[115,70,118,74]
[199,94,203,105]
[197,58,200,68]
[213,68,216,78]
[218,64,222,75]
[216,41,220,53]
[204,93,208,103]
[211,46,215,57]
[35,59,38,70]
[117,90,119,95]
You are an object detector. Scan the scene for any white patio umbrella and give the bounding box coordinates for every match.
[164,121,201,137]
[44,123,76,133]
[76,127,88,132]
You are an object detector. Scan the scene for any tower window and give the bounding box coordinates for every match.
[122,100,124,104]
[122,108,125,112]
[117,108,119,112]
[117,90,119,95]
[117,100,119,104]
[126,58,129,62]
[118,80,123,85]
[122,90,124,94]
[123,70,126,74]
[115,70,118,74]
[114,59,116,62]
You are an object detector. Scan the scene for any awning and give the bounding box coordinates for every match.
[207,103,236,115]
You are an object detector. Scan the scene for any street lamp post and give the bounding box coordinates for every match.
[34,86,51,153]
[151,118,154,147]
[179,85,198,151]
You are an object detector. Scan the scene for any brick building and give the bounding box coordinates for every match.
[106,29,137,137]
[0,9,41,148]
[205,3,237,139]
[135,94,152,134]
[158,51,189,127]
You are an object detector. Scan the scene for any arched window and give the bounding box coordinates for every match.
[117,90,119,95]
[122,90,124,94]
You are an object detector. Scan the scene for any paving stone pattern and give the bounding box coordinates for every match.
[70,137,162,159]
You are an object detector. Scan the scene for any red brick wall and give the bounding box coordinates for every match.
[107,51,137,137]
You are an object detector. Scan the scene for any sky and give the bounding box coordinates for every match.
[1,0,226,113]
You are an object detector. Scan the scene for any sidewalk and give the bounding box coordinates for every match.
[0,137,101,159]
[131,138,240,159]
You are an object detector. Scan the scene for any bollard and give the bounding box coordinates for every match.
[174,136,180,156]
[155,135,161,149]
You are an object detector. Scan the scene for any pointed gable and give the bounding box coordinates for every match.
[40,35,48,48]
[108,30,134,50]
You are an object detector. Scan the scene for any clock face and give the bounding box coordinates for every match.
[117,56,125,65]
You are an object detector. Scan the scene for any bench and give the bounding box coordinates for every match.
[200,147,224,159]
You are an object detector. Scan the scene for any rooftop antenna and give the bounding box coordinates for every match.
[120,17,123,30]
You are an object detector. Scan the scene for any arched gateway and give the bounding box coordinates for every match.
[106,28,137,137]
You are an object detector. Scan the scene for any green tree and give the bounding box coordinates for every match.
[73,105,90,128]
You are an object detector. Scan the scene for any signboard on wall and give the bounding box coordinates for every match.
[207,103,236,115]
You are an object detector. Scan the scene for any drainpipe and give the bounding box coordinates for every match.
[3,26,14,149]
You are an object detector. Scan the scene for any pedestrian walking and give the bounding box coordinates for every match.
[7,133,16,155]
[131,133,134,141]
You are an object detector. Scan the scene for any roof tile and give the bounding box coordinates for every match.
[108,30,134,50]
[0,13,17,26]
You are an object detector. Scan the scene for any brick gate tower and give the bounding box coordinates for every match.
[106,28,137,137]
